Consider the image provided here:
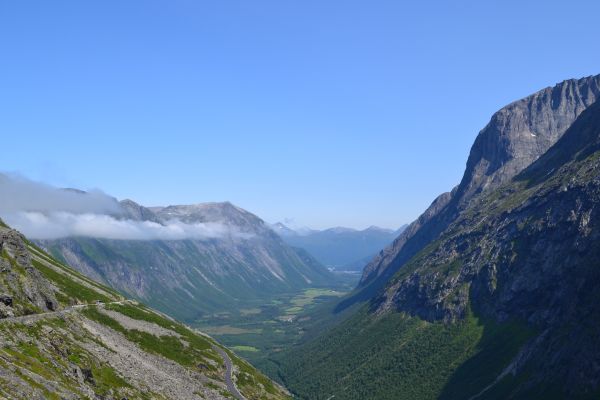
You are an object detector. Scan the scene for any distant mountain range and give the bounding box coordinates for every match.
[278,74,600,399]
[271,223,407,271]
[36,200,335,322]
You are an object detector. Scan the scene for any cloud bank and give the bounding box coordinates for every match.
[0,174,247,241]
[2,212,240,240]
[0,173,121,214]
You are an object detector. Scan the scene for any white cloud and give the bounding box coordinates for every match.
[2,211,246,240]
[0,173,251,241]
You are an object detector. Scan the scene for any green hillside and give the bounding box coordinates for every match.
[0,223,290,399]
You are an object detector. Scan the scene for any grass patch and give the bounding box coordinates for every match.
[27,245,121,298]
[230,345,259,353]
[32,259,111,304]
[203,325,262,335]
[91,364,132,396]
[240,308,262,316]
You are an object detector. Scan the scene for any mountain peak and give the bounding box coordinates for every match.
[455,73,600,205]
[325,227,357,234]
[153,201,267,233]
[363,226,394,233]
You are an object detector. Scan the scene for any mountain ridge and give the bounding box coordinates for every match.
[359,73,600,291]
[272,222,406,271]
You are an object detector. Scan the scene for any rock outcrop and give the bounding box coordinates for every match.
[0,227,58,315]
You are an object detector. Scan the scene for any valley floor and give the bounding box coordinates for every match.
[193,272,359,377]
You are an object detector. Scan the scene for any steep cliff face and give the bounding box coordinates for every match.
[0,221,290,399]
[0,228,58,316]
[360,74,600,289]
[119,199,162,223]
[455,74,600,203]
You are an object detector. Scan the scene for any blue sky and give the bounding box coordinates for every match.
[1,1,599,229]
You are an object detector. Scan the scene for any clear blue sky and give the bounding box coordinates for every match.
[1,1,599,229]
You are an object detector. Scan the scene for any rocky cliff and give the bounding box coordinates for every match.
[360,74,600,290]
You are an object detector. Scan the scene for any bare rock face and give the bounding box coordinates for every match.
[151,201,272,235]
[0,227,58,314]
[359,74,600,290]
[119,199,163,223]
[456,74,600,204]
[0,228,32,267]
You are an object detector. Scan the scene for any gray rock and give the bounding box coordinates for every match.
[0,227,59,315]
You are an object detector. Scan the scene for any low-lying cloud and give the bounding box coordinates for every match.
[2,211,242,240]
[0,173,250,241]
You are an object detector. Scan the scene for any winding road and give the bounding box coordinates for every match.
[212,345,247,400]
[0,300,131,324]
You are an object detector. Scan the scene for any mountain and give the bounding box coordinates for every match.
[358,74,600,297]
[273,223,406,271]
[38,201,334,322]
[277,75,600,399]
[0,219,289,399]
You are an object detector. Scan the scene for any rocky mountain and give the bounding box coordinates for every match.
[273,223,406,271]
[38,201,334,322]
[0,219,289,399]
[359,74,600,295]
[278,75,600,399]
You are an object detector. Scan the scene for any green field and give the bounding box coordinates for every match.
[231,346,260,353]
[193,281,356,375]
